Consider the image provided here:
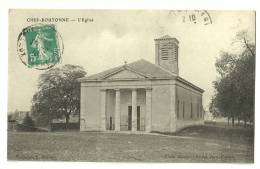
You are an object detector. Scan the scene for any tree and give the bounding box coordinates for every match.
[31,64,87,128]
[210,30,255,127]
[22,112,35,128]
[209,95,221,118]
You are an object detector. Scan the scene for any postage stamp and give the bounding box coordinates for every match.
[17,24,63,70]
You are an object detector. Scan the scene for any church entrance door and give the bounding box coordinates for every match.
[109,116,113,130]
[137,106,140,131]
[128,106,132,130]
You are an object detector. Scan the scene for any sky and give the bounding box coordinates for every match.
[8,10,255,112]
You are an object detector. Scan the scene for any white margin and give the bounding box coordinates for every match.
[0,0,259,169]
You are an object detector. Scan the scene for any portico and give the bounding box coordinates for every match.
[100,87,152,132]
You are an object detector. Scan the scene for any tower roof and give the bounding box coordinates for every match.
[154,35,179,43]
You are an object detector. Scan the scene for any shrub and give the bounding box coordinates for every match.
[22,113,35,128]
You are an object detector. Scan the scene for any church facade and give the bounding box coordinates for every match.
[79,35,204,133]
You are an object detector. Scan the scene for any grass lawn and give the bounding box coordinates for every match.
[7,125,254,162]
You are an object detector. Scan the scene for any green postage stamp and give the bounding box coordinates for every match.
[17,24,63,70]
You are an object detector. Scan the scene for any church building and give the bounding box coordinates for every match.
[79,35,204,133]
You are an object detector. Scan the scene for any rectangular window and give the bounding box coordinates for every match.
[177,100,180,119]
[183,101,185,119]
[197,103,199,118]
[190,103,193,118]
[200,105,203,118]
[199,105,202,118]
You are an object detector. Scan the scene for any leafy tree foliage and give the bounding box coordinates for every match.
[210,30,255,127]
[31,64,86,127]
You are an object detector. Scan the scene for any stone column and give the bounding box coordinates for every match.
[131,88,137,132]
[100,89,106,131]
[145,88,152,132]
[115,89,121,131]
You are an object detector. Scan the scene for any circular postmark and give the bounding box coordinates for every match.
[17,24,64,70]
[169,10,212,25]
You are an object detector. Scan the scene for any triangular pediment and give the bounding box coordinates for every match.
[79,59,176,82]
[104,68,146,80]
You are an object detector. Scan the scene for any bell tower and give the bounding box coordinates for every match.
[154,35,179,75]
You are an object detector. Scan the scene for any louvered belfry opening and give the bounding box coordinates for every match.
[154,35,179,75]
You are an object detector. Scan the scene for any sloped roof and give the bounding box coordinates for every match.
[79,59,204,93]
[79,59,176,81]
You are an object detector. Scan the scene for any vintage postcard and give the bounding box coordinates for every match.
[8,10,255,162]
